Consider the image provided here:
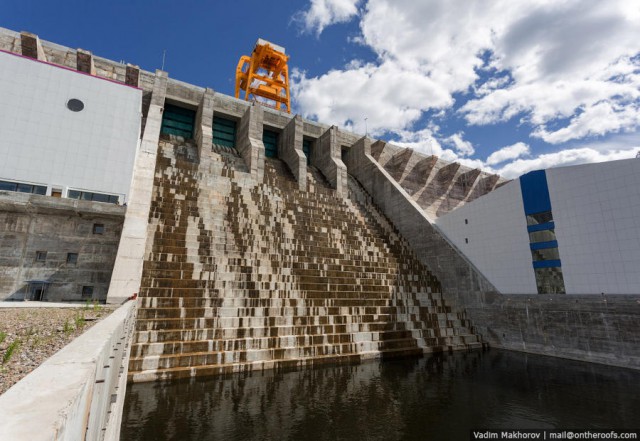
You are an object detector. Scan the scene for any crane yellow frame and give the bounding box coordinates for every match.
[235,39,291,113]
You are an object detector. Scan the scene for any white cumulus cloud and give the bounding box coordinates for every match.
[295,0,362,36]
[444,132,475,157]
[532,102,640,144]
[292,61,452,135]
[486,142,530,165]
[292,0,640,178]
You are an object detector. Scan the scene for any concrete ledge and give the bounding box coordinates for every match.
[0,301,136,440]
[0,192,125,219]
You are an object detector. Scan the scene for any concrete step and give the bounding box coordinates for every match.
[137,288,448,304]
[128,350,406,382]
[134,305,453,320]
[133,315,468,333]
[134,328,423,345]
[136,288,446,303]
[138,296,444,309]
[133,327,478,347]
[132,331,431,357]
[128,339,444,372]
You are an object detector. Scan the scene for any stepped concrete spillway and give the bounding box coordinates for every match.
[129,139,481,382]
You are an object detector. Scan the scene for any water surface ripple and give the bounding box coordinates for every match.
[121,349,640,440]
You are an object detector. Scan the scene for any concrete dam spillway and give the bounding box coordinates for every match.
[0,29,639,439]
[129,138,481,382]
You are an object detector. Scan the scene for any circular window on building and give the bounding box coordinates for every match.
[66,98,85,112]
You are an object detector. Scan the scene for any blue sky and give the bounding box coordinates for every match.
[4,0,640,178]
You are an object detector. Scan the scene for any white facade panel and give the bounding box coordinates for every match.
[435,181,537,294]
[437,157,640,295]
[0,51,141,201]
[547,159,640,294]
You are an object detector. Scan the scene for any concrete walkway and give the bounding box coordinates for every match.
[0,301,89,308]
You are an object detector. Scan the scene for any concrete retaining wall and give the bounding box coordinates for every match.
[0,192,124,302]
[0,301,136,440]
[469,294,640,369]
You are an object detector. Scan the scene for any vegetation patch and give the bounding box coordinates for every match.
[0,306,115,395]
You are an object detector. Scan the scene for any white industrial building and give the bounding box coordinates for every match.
[0,49,141,204]
[436,158,640,295]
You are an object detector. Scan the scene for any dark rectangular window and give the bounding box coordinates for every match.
[161,103,196,139]
[302,139,312,165]
[17,183,34,193]
[82,286,94,299]
[35,251,47,262]
[0,180,46,195]
[531,247,560,261]
[92,193,110,203]
[341,146,349,162]
[93,223,105,235]
[212,116,237,148]
[263,130,278,158]
[21,183,46,194]
[67,190,119,204]
[68,190,81,199]
[66,253,78,264]
[529,229,556,243]
[0,181,16,191]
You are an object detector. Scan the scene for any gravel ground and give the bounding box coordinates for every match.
[0,306,115,395]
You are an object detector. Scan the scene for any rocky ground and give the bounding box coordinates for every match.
[0,305,115,395]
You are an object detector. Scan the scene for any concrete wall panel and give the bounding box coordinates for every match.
[0,50,141,202]
[435,181,537,294]
[547,159,640,294]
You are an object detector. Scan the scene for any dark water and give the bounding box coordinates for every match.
[121,349,640,440]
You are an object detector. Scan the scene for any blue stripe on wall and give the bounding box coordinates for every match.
[520,170,552,215]
[527,221,555,233]
[530,240,559,250]
[533,260,562,269]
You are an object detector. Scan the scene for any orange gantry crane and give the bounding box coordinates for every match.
[235,39,291,113]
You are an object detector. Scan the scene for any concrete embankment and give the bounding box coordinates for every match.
[0,300,136,440]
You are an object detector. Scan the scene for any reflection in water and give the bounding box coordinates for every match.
[121,349,640,440]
